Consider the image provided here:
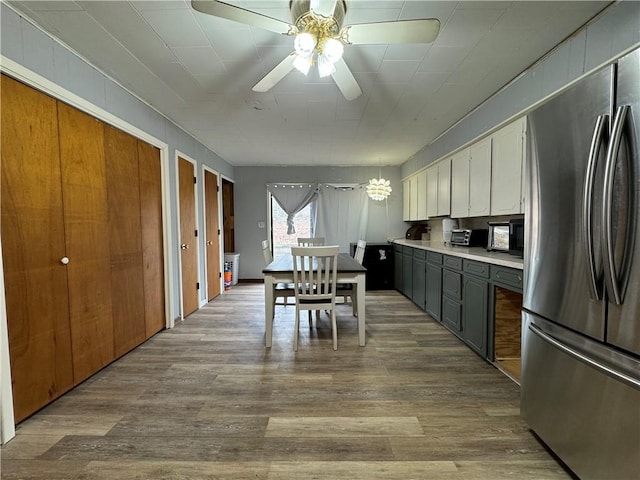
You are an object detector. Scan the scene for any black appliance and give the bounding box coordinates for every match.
[405,224,429,240]
[508,218,524,257]
[450,229,488,248]
[350,242,393,290]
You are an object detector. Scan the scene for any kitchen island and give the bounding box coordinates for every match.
[392,238,524,382]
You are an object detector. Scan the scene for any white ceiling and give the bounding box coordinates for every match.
[8,0,610,167]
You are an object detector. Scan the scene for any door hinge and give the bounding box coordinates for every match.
[194,176,197,184]
[219,272,222,278]
[195,229,198,237]
[217,185,220,192]
[218,229,221,235]
[196,282,200,290]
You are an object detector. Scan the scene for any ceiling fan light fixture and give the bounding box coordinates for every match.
[366,178,392,201]
[293,53,313,75]
[294,32,317,56]
[322,37,344,63]
[317,54,336,78]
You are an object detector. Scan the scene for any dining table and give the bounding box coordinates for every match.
[262,252,367,348]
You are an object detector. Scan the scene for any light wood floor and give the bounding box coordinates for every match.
[1,285,572,480]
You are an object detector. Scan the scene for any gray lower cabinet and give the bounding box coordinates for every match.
[442,256,463,335]
[425,252,442,321]
[442,295,462,333]
[402,246,413,298]
[393,245,403,292]
[393,242,519,363]
[463,275,488,357]
[462,259,489,358]
[412,249,426,309]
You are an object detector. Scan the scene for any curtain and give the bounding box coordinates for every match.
[266,183,318,234]
[315,184,369,253]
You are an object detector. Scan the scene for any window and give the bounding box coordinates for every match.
[270,195,316,258]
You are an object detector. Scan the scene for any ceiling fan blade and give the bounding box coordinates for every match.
[191,1,294,35]
[252,53,297,93]
[342,19,440,45]
[331,58,362,101]
[311,0,338,17]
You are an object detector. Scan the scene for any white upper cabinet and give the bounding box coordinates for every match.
[425,159,451,218]
[468,137,492,217]
[403,172,428,221]
[404,116,525,221]
[417,169,428,221]
[491,117,525,215]
[437,158,451,216]
[426,164,438,218]
[402,178,411,221]
[450,148,471,218]
[409,175,419,221]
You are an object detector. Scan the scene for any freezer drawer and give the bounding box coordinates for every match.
[521,312,640,480]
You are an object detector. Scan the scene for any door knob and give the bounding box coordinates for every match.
[181,243,189,250]
[207,241,213,245]
[60,257,69,265]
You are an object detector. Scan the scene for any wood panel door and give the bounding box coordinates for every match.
[1,75,74,423]
[58,103,114,383]
[104,125,146,358]
[138,141,165,336]
[204,170,221,301]
[178,157,198,316]
[222,179,234,253]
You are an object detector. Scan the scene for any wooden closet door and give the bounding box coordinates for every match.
[58,103,114,383]
[178,157,199,316]
[104,125,146,358]
[1,75,73,423]
[222,180,235,253]
[138,141,165,336]
[204,170,221,301]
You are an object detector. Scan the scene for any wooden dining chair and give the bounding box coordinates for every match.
[261,240,294,314]
[291,245,340,351]
[297,237,325,246]
[337,239,366,312]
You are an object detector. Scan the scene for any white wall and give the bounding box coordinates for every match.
[233,166,407,279]
[401,1,640,178]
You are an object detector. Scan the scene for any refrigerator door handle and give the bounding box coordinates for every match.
[602,105,630,305]
[582,114,608,300]
[528,323,640,390]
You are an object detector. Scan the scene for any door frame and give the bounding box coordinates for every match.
[175,151,202,318]
[0,58,175,442]
[202,165,223,301]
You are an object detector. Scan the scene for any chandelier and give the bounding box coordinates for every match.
[366,178,392,201]
[292,10,344,78]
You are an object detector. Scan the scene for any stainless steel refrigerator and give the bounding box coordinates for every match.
[522,47,640,479]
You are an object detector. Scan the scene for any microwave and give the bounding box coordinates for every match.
[450,229,488,247]
[509,218,525,257]
[487,219,525,257]
[487,222,510,252]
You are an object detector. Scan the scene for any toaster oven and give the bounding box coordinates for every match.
[450,229,488,247]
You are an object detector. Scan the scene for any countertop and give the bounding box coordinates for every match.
[392,238,524,270]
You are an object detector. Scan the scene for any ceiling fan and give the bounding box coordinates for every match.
[191,0,440,101]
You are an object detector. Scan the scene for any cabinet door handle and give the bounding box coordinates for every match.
[60,257,69,265]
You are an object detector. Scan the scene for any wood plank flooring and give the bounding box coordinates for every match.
[0,285,573,479]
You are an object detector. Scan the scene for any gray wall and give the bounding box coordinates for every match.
[402,1,640,178]
[1,2,235,319]
[234,166,407,279]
